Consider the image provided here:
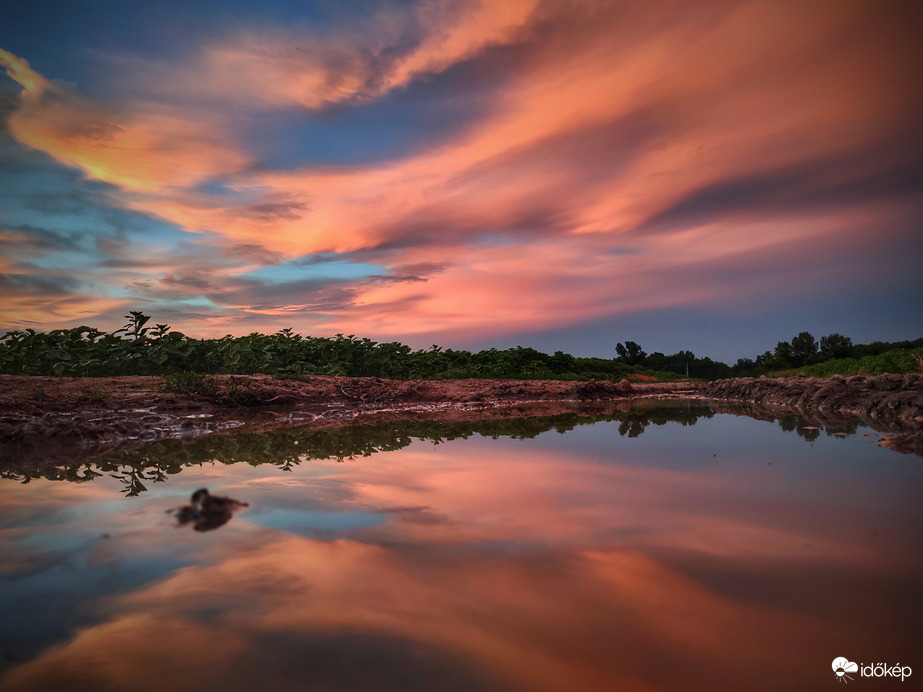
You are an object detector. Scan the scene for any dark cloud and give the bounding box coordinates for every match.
[159,273,215,291]
[23,188,109,216]
[636,138,923,234]
[449,107,669,192]
[238,200,310,221]
[0,90,20,128]
[221,243,286,265]
[291,253,349,267]
[367,261,448,283]
[0,272,80,296]
[391,262,446,278]
[99,257,155,269]
[0,224,83,253]
[213,277,359,313]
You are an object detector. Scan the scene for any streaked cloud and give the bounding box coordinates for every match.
[0,0,920,353]
[110,0,541,111]
[0,49,248,194]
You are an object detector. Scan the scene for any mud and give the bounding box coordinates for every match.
[0,374,702,468]
[703,373,923,454]
[2,372,921,467]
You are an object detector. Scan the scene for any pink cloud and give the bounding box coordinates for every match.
[0,51,248,194]
[109,0,541,111]
[2,1,919,339]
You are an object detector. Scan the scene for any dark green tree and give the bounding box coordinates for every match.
[772,341,795,368]
[615,341,646,365]
[732,357,761,377]
[819,333,853,360]
[790,331,818,366]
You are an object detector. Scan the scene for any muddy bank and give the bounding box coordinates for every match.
[3,372,922,465]
[0,374,702,468]
[704,374,923,453]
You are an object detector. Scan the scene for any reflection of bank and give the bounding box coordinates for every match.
[1,404,716,494]
[832,657,858,683]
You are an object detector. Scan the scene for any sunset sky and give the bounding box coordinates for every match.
[1,0,921,361]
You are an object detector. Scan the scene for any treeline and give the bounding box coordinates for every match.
[1,312,919,380]
[613,341,732,379]
[731,332,923,376]
[0,312,657,381]
[613,332,923,379]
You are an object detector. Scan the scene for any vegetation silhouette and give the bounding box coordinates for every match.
[1,312,919,381]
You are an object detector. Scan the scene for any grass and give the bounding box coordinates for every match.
[158,371,219,396]
[77,386,107,403]
[769,348,923,378]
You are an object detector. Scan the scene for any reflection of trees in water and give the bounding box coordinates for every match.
[777,416,859,444]
[1,404,716,495]
[617,407,714,438]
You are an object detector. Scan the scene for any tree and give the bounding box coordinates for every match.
[772,340,794,368]
[615,341,646,365]
[732,357,760,377]
[819,333,853,360]
[645,351,667,368]
[790,331,818,367]
[667,350,696,364]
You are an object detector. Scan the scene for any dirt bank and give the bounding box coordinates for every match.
[0,374,702,468]
[2,372,922,466]
[704,373,923,453]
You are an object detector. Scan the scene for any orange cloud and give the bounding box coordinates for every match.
[116,0,541,111]
[2,0,919,339]
[381,0,539,93]
[0,51,248,194]
[0,49,49,94]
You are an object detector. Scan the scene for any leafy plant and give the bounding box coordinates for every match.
[3,311,918,382]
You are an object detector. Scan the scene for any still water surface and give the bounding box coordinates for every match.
[1,407,920,691]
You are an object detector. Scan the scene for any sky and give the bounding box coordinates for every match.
[1,0,921,363]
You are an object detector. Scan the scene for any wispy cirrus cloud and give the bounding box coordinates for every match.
[108,0,541,111]
[0,49,248,194]
[1,0,921,351]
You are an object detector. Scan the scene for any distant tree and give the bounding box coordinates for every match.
[732,357,761,377]
[668,350,696,364]
[755,351,773,368]
[790,331,818,366]
[819,333,853,360]
[549,350,576,374]
[772,340,795,368]
[615,341,646,365]
[692,356,731,380]
[645,351,667,368]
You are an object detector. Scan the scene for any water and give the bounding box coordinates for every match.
[0,406,920,691]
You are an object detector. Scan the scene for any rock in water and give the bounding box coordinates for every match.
[173,487,249,532]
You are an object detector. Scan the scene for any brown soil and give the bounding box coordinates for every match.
[3,372,922,467]
[0,374,702,468]
[703,373,923,454]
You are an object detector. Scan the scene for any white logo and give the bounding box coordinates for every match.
[832,657,913,683]
[833,657,858,683]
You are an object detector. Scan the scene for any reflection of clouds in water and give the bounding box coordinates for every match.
[1,416,920,691]
[0,534,854,691]
[326,444,876,564]
[245,507,386,535]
